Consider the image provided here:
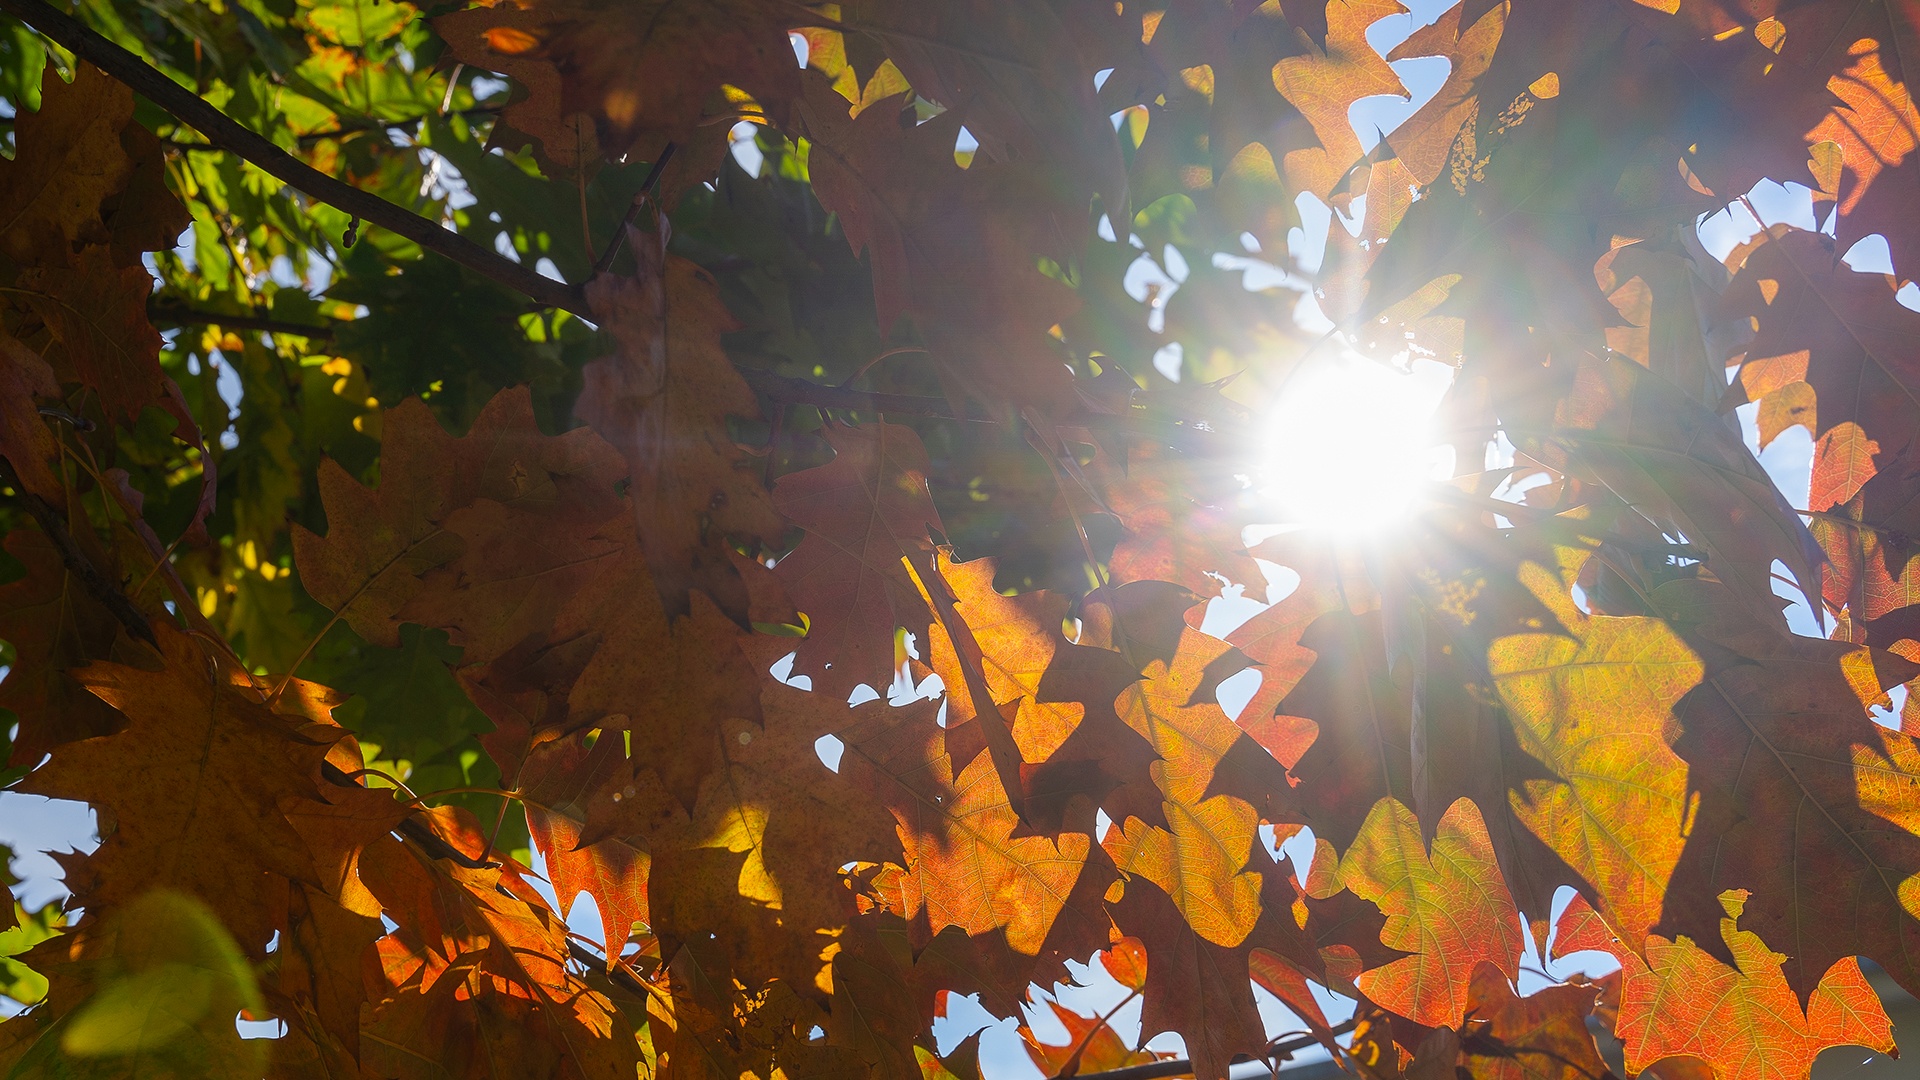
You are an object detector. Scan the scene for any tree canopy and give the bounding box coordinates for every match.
[1,0,1918,1077]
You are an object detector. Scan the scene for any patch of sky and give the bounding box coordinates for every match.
[0,791,96,912]
[1772,559,1825,637]
[214,351,243,449]
[814,733,845,772]
[1871,685,1908,731]
[729,120,765,177]
[524,843,611,957]
[1289,191,1335,272]
[1121,245,1187,333]
[769,650,812,689]
[1695,179,1827,262]
[1347,0,1462,152]
[1152,340,1184,381]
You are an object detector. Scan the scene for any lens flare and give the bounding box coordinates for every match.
[1255,350,1455,533]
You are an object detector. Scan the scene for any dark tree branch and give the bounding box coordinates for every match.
[293,105,504,146]
[740,368,1242,455]
[0,0,591,317]
[741,367,997,423]
[14,490,157,646]
[149,304,339,340]
[591,142,677,276]
[1072,1019,1358,1080]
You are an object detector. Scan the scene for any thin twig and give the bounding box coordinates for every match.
[837,345,930,388]
[1073,1018,1359,1080]
[743,367,996,423]
[0,0,589,316]
[332,766,418,801]
[590,142,678,277]
[12,490,156,646]
[322,760,499,869]
[403,786,522,808]
[1046,988,1140,1079]
[149,304,339,340]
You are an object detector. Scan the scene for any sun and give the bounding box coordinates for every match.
[1252,348,1456,534]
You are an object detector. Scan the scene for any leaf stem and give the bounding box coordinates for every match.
[334,767,419,801]
[403,786,522,808]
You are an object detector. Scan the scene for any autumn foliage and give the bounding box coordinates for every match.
[3,0,1920,1077]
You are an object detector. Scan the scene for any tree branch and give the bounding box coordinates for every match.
[741,368,998,423]
[14,490,156,646]
[0,0,591,317]
[740,368,1242,454]
[1072,1019,1357,1080]
[149,303,339,341]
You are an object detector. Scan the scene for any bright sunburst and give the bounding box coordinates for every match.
[1254,348,1456,534]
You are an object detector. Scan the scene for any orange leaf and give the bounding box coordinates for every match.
[1317,797,1524,1029]
[1554,892,1893,1080]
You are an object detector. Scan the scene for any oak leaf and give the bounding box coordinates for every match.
[1488,554,1704,943]
[1020,999,1161,1076]
[579,237,783,622]
[795,73,1082,407]
[0,528,128,767]
[1654,574,1920,1001]
[294,387,627,651]
[0,64,144,264]
[433,0,797,176]
[20,625,327,952]
[1554,891,1893,1080]
[1452,964,1614,1080]
[1312,796,1524,1030]
[771,419,943,697]
[1104,625,1268,950]
[844,707,1090,958]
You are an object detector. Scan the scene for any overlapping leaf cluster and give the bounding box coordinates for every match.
[3,0,1920,1077]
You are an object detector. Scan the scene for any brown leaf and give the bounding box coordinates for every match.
[433,0,798,177]
[16,247,170,428]
[1653,573,1920,1001]
[0,64,139,263]
[1278,605,1415,850]
[772,419,943,697]
[579,239,783,622]
[832,0,1132,217]
[294,387,627,651]
[1725,226,1920,523]
[1454,964,1614,1080]
[795,72,1082,408]
[0,335,62,506]
[0,523,131,774]
[21,624,327,951]
[653,684,909,995]
[1554,355,1821,630]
